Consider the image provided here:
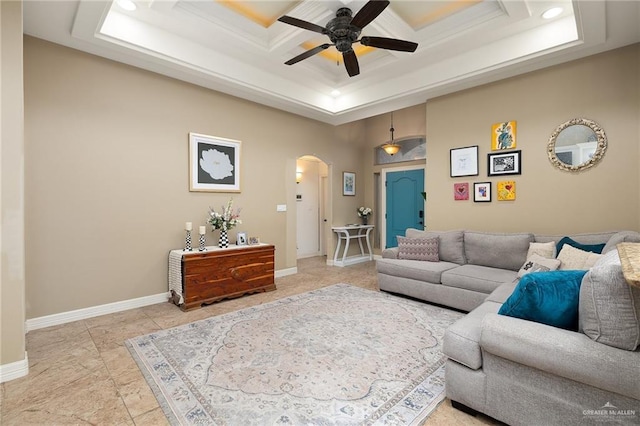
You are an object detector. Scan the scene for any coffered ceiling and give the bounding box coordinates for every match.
[23,1,640,125]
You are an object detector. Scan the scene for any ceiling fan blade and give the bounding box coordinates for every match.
[343,50,360,77]
[278,16,327,35]
[360,36,418,52]
[285,44,331,65]
[350,0,390,29]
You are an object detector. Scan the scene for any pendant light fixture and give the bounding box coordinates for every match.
[381,112,400,155]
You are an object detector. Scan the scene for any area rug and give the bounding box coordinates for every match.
[126,284,463,425]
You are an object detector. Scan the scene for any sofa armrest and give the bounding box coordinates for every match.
[381,247,399,259]
[480,313,640,400]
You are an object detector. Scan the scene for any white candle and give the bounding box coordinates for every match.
[199,226,206,235]
[185,222,192,231]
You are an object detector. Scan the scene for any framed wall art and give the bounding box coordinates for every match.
[189,132,241,192]
[488,150,521,176]
[450,146,479,177]
[497,181,516,201]
[473,182,492,202]
[491,121,517,150]
[454,183,469,200]
[343,171,356,196]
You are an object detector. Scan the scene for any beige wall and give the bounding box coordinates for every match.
[425,44,640,234]
[354,104,427,250]
[24,37,366,319]
[1,0,27,367]
[19,35,640,325]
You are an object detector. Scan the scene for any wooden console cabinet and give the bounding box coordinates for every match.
[174,244,275,311]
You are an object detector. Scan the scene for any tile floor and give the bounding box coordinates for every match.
[1,257,498,425]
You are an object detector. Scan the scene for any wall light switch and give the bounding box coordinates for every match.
[276,204,287,212]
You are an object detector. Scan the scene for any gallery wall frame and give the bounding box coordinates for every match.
[473,182,492,202]
[491,121,517,150]
[189,132,241,192]
[497,180,516,201]
[487,150,521,176]
[450,145,479,177]
[343,171,356,196]
[454,182,469,200]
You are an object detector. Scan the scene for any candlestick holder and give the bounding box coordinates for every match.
[184,230,192,251]
[199,234,207,251]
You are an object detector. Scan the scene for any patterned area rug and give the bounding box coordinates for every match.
[127,284,463,425]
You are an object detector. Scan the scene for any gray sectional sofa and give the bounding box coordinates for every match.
[376,229,640,425]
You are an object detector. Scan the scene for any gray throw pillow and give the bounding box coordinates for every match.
[579,250,640,351]
[405,229,465,264]
[397,236,439,262]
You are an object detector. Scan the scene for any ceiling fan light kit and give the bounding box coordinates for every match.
[278,0,418,77]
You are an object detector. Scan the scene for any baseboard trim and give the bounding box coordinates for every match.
[25,292,170,332]
[275,267,297,278]
[26,267,298,332]
[0,352,29,383]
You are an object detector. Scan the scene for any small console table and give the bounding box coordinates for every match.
[331,225,374,267]
[168,244,275,311]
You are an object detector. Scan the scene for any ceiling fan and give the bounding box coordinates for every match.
[277,0,418,77]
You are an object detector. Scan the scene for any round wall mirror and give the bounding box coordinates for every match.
[547,118,607,172]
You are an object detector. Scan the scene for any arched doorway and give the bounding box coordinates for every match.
[296,155,331,259]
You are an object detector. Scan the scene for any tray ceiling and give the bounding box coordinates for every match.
[23,1,640,125]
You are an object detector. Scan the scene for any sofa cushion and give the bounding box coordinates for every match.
[557,244,601,270]
[406,229,466,264]
[579,249,640,351]
[535,232,615,245]
[397,236,439,261]
[485,279,519,304]
[526,241,556,259]
[443,301,502,370]
[498,270,587,331]
[602,231,640,254]
[441,264,518,294]
[376,258,459,284]
[464,231,534,271]
[517,254,561,277]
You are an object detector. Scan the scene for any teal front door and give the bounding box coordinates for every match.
[385,169,425,248]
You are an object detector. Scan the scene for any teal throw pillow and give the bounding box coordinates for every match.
[556,237,605,255]
[498,270,588,331]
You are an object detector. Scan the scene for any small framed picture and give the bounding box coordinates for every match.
[473,182,492,202]
[454,183,469,200]
[450,146,479,177]
[343,171,356,196]
[497,180,516,201]
[488,150,521,176]
[491,121,517,150]
[236,232,247,246]
[248,236,260,245]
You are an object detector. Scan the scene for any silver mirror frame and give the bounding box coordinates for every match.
[547,118,607,172]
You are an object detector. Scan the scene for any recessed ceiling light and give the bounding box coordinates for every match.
[331,90,341,97]
[542,7,563,19]
[116,0,137,12]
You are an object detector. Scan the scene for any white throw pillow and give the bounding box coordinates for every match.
[527,241,556,259]
[518,254,562,277]
[558,244,601,270]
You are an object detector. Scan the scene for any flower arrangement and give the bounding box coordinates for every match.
[208,199,242,231]
[357,207,372,218]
